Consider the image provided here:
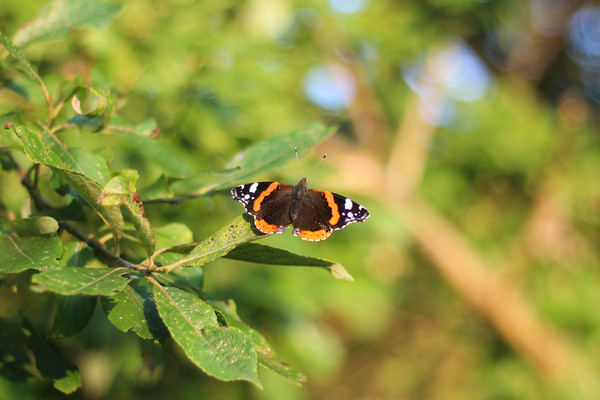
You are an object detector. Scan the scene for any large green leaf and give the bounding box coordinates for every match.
[98,176,155,258]
[160,215,261,272]
[210,299,306,386]
[216,122,335,190]
[153,285,260,386]
[13,0,123,47]
[21,316,81,394]
[32,266,131,296]
[0,234,62,274]
[102,277,168,340]
[169,122,335,197]
[17,127,124,241]
[224,243,354,280]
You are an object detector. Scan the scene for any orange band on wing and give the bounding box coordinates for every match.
[253,182,280,212]
[322,191,340,225]
[297,229,331,242]
[255,218,280,234]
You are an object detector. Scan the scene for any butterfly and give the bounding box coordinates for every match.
[231,177,369,241]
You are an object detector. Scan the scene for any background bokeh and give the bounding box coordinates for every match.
[2,0,600,399]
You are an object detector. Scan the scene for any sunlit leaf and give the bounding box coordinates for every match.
[107,116,159,138]
[153,285,260,386]
[154,223,193,250]
[0,33,42,83]
[161,215,261,272]
[98,176,155,258]
[13,0,123,47]
[172,122,336,196]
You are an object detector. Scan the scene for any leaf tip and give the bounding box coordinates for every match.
[328,263,354,281]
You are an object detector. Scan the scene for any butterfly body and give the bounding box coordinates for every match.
[231,178,369,241]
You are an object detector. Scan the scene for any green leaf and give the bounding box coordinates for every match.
[153,267,204,297]
[98,176,155,258]
[36,200,87,223]
[10,216,59,236]
[70,86,114,131]
[13,0,123,48]
[32,266,131,296]
[114,134,193,177]
[0,339,32,382]
[210,299,306,386]
[161,215,261,272]
[153,285,260,386]
[194,122,336,195]
[21,316,81,394]
[48,295,97,339]
[140,174,176,201]
[0,33,42,83]
[107,116,159,138]
[17,127,124,241]
[154,223,193,249]
[224,243,354,281]
[102,277,169,340]
[0,234,62,274]
[60,241,93,268]
[44,133,112,185]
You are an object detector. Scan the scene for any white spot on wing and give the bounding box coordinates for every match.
[345,198,353,210]
[249,182,259,193]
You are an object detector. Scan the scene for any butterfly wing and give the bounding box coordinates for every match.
[231,182,294,234]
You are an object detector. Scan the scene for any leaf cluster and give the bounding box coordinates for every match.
[0,0,351,392]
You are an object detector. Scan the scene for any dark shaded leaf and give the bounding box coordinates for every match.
[48,295,97,339]
[224,243,353,280]
[21,316,80,394]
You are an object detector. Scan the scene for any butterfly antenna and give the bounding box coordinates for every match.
[306,153,327,178]
[295,147,303,177]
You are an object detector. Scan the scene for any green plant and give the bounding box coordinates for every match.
[0,0,353,393]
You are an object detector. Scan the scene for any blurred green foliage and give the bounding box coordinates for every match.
[2,0,600,399]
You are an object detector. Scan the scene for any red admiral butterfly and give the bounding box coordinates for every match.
[231,177,370,241]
